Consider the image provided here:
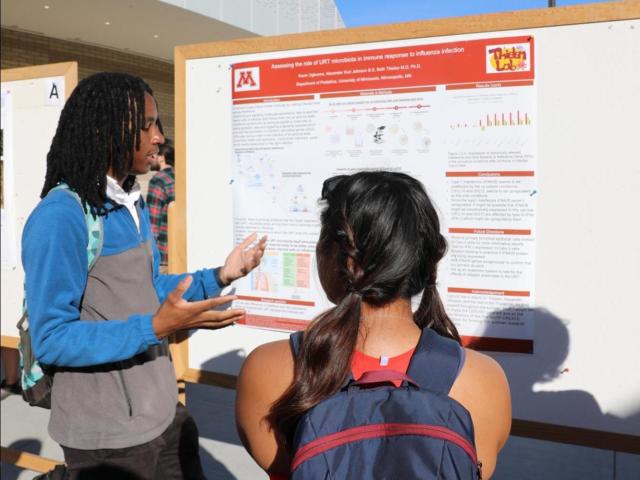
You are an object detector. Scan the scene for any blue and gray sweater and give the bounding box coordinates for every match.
[22,189,222,449]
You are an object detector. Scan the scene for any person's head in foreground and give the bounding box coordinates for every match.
[42,72,164,214]
[270,170,460,427]
[236,170,511,479]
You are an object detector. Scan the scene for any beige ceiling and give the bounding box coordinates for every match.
[1,0,256,63]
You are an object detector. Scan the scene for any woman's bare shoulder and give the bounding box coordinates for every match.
[236,340,295,472]
[449,348,511,479]
[457,348,511,424]
[238,339,295,396]
[461,348,508,386]
[243,339,294,366]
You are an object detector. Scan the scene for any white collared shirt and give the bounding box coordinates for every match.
[106,176,142,232]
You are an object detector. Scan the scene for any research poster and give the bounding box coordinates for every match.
[230,36,536,352]
[1,89,17,270]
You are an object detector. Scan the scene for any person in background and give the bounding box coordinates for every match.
[236,171,511,479]
[22,72,266,479]
[147,138,175,271]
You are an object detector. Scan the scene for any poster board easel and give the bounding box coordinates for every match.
[1,61,77,349]
[172,2,640,454]
[0,62,77,473]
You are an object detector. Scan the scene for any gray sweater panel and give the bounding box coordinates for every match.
[48,239,177,449]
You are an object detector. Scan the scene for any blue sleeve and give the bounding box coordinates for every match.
[22,193,160,368]
[143,203,223,303]
[152,264,223,304]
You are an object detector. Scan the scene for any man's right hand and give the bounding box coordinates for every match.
[152,275,245,339]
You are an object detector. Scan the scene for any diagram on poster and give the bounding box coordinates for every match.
[230,36,537,352]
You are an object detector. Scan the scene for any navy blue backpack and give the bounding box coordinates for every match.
[289,328,481,479]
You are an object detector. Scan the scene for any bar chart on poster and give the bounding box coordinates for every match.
[175,4,639,443]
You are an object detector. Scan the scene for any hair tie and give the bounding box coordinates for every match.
[346,282,362,297]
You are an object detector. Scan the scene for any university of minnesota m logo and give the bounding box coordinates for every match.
[234,67,260,92]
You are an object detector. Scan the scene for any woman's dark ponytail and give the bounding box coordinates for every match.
[413,234,460,341]
[414,284,460,342]
[268,287,362,440]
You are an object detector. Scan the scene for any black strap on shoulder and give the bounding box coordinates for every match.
[407,328,463,394]
[289,331,304,358]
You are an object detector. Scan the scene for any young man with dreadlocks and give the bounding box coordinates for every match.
[22,72,266,479]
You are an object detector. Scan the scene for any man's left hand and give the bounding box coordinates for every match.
[219,233,268,285]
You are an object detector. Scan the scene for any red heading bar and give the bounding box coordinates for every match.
[232,36,534,99]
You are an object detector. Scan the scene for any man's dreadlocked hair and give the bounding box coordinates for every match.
[41,72,154,215]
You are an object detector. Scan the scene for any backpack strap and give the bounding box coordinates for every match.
[291,329,462,395]
[289,331,304,357]
[22,186,104,316]
[407,328,463,395]
[50,183,104,270]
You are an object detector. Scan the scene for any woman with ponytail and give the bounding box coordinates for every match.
[236,171,511,479]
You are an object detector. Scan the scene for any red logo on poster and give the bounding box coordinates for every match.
[237,71,256,87]
[234,67,260,92]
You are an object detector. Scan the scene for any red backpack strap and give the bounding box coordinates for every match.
[406,328,463,395]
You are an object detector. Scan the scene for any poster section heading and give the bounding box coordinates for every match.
[232,36,534,101]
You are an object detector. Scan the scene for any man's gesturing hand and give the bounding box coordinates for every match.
[152,276,245,339]
[219,233,267,286]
